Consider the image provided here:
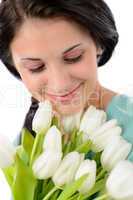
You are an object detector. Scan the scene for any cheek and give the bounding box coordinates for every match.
[70,58,97,81]
[19,71,44,93]
[21,75,47,101]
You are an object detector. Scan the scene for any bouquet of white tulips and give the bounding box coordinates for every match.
[0,100,133,200]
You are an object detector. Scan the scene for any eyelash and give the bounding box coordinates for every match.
[29,64,46,73]
[29,54,83,74]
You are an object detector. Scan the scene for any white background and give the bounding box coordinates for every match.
[0,0,133,199]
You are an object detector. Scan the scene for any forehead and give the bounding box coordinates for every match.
[10,17,93,59]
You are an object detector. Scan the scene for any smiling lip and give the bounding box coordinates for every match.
[45,83,82,102]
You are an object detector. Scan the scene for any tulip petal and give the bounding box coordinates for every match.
[32,100,52,134]
[75,159,96,194]
[91,119,118,137]
[0,134,16,168]
[61,110,82,133]
[52,151,83,187]
[43,125,62,152]
[106,160,133,200]
[32,151,62,179]
[91,126,122,152]
[101,135,132,171]
[80,107,107,142]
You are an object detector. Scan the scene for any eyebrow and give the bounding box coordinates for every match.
[63,43,82,54]
[21,57,41,61]
[21,43,82,61]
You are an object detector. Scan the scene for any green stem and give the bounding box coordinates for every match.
[68,193,79,200]
[42,186,58,200]
[30,132,44,166]
[93,193,109,200]
[96,169,106,181]
[77,194,84,200]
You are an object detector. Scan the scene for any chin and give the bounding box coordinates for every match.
[36,81,92,115]
[53,96,87,116]
[55,104,84,116]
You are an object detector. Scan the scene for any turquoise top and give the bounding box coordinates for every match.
[106,94,133,162]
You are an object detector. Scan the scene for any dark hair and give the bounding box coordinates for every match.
[0,0,119,80]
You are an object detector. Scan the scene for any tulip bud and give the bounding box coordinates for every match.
[52,151,84,187]
[43,125,62,152]
[90,118,118,137]
[80,106,107,141]
[0,134,16,168]
[75,159,96,194]
[106,160,133,200]
[101,135,132,171]
[32,100,52,134]
[90,119,122,152]
[61,110,82,133]
[32,151,62,179]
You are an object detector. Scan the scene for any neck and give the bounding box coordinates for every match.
[88,83,117,111]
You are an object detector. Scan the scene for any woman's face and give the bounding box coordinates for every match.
[10,17,101,115]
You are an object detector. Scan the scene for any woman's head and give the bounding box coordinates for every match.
[0,0,119,115]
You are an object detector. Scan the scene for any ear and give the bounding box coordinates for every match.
[96,46,103,57]
[96,47,103,64]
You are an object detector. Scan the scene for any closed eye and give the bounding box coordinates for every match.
[29,64,46,73]
[64,54,83,64]
[28,54,83,74]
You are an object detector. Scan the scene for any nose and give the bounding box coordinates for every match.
[46,67,72,95]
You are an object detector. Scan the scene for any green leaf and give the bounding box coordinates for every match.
[93,152,102,168]
[45,179,55,194]
[57,174,88,200]
[69,128,78,151]
[82,178,107,199]
[12,154,37,200]
[21,128,35,159]
[71,128,78,142]
[41,179,50,196]
[30,132,44,166]
[42,186,58,200]
[67,193,80,200]
[75,140,92,154]
[40,179,55,198]
[2,165,15,187]
[33,179,44,200]
[75,131,84,147]
[52,116,60,129]
[96,169,107,181]
[92,193,109,200]
[77,194,85,200]
[16,146,29,165]
[50,190,61,200]
[63,141,72,156]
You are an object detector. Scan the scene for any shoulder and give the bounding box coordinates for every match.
[106,94,133,120]
[100,86,118,111]
[106,94,133,145]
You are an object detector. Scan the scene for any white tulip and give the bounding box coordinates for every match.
[80,106,107,141]
[101,135,132,171]
[32,100,52,134]
[32,151,62,179]
[90,119,122,152]
[0,134,16,168]
[90,118,118,137]
[43,126,62,152]
[75,159,96,194]
[61,110,82,133]
[52,151,84,187]
[79,106,96,135]
[106,160,133,200]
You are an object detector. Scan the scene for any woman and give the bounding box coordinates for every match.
[0,0,133,160]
